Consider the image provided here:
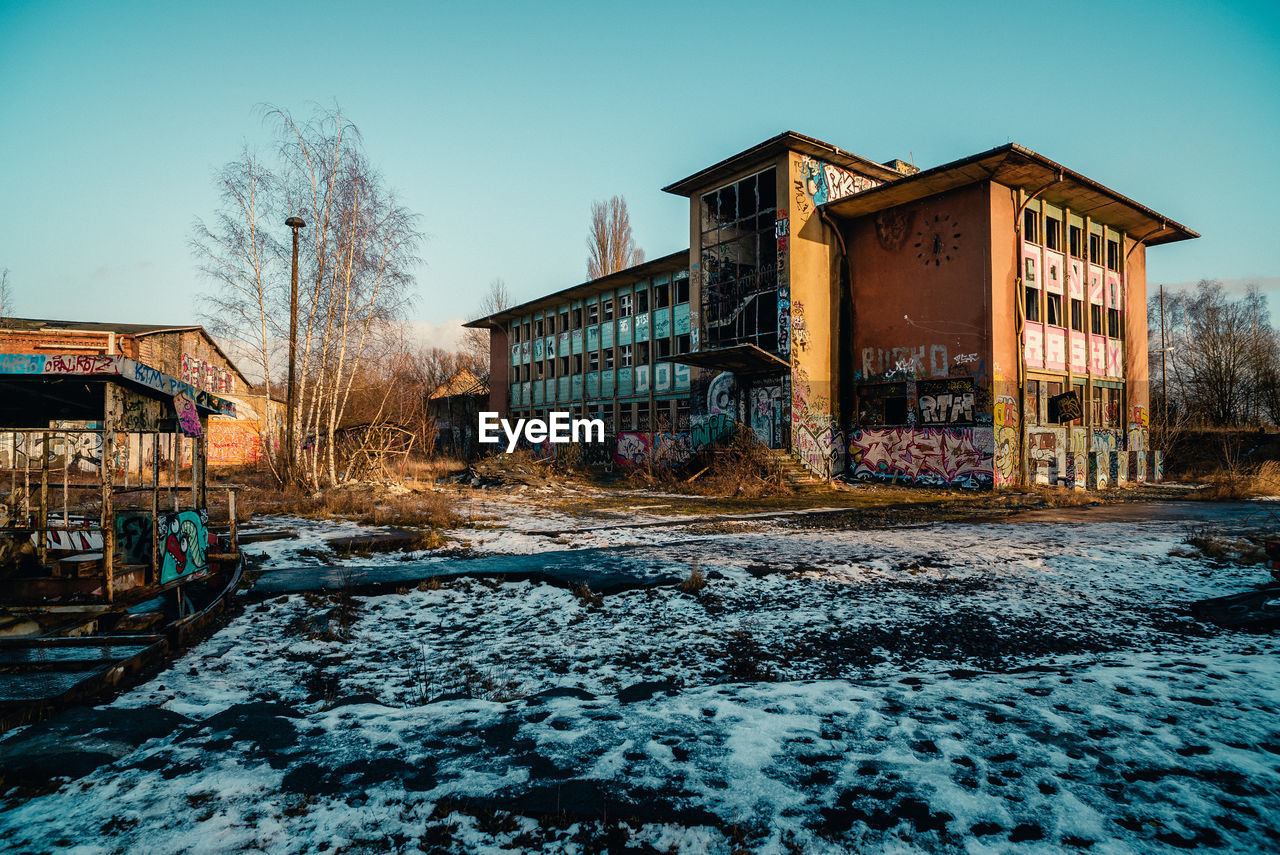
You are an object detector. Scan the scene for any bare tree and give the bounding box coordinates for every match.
[0,268,13,325]
[193,104,423,488]
[1155,280,1278,428]
[586,195,644,279]
[463,278,511,383]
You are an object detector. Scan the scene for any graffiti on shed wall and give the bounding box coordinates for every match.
[0,428,103,473]
[160,509,210,584]
[848,427,994,488]
[209,420,264,465]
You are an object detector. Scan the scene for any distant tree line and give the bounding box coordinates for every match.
[1149,280,1280,431]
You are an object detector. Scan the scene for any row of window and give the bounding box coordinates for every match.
[1023,207,1121,271]
[1025,379,1122,428]
[1025,289,1124,339]
[510,277,691,344]
[513,398,692,435]
[512,336,693,383]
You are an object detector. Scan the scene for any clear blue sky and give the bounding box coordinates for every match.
[2,0,1278,343]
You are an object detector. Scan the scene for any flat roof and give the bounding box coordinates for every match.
[0,353,236,416]
[662,131,906,197]
[822,143,1198,246]
[464,250,690,329]
[0,316,253,387]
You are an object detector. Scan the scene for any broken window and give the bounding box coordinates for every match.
[657,337,672,358]
[559,355,569,374]
[534,319,544,337]
[676,334,690,353]
[587,303,598,324]
[1108,307,1120,339]
[619,294,632,317]
[637,342,650,364]
[560,312,570,332]
[635,289,649,314]
[1089,233,1101,264]
[637,405,651,432]
[588,351,599,372]
[1045,217,1061,251]
[675,274,690,304]
[1073,381,1088,424]
[1025,286,1040,322]
[1092,385,1103,426]
[676,399,690,430]
[1104,387,1121,426]
[1091,304,1103,334]
[1047,293,1063,327]
[699,166,780,352]
[572,308,583,327]
[1026,379,1041,426]
[856,382,910,427]
[573,354,582,374]
[602,299,614,321]
[655,283,670,308]
[1106,238,1120,271]
[1023,208,1039,244]
[604,348,615,370]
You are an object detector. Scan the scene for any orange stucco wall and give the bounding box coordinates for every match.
[847,182,994,387]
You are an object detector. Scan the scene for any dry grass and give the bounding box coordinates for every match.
[679,561,707,594]
[1196,460,1280,501]
[1026,485,1100,507]
[623,426,791,498]
[241,483,462,529]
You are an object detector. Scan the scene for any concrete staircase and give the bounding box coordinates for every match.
[771,451,831,493]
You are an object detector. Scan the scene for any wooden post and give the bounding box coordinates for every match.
[151,431,160,583]
[171,428,179,512]
[101,405,116,603]
[38,431,49,569]
[227,486,239,554]
[191,432,203,510]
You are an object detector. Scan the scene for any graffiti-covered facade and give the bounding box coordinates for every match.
[471,132,1196,486]
[469,253,699,467]
[0,318,277,466]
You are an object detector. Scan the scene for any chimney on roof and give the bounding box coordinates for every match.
[882,159,920,176]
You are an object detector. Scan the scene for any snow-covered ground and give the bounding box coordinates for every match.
[2,499,1279,853]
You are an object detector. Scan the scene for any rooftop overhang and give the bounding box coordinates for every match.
[672,344,790,376]
[821,143,1198,246]
[662,131,905,198]
[464,249,691,329]
[0,354,236,417]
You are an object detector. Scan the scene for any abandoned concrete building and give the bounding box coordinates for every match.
[471,132,1197,488]
[0,319,275,466]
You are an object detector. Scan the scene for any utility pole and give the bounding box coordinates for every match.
[285,216,306,482]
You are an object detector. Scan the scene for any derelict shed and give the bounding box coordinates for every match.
[0,353,235,604]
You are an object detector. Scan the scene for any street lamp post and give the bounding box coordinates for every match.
[285,216,306,482]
